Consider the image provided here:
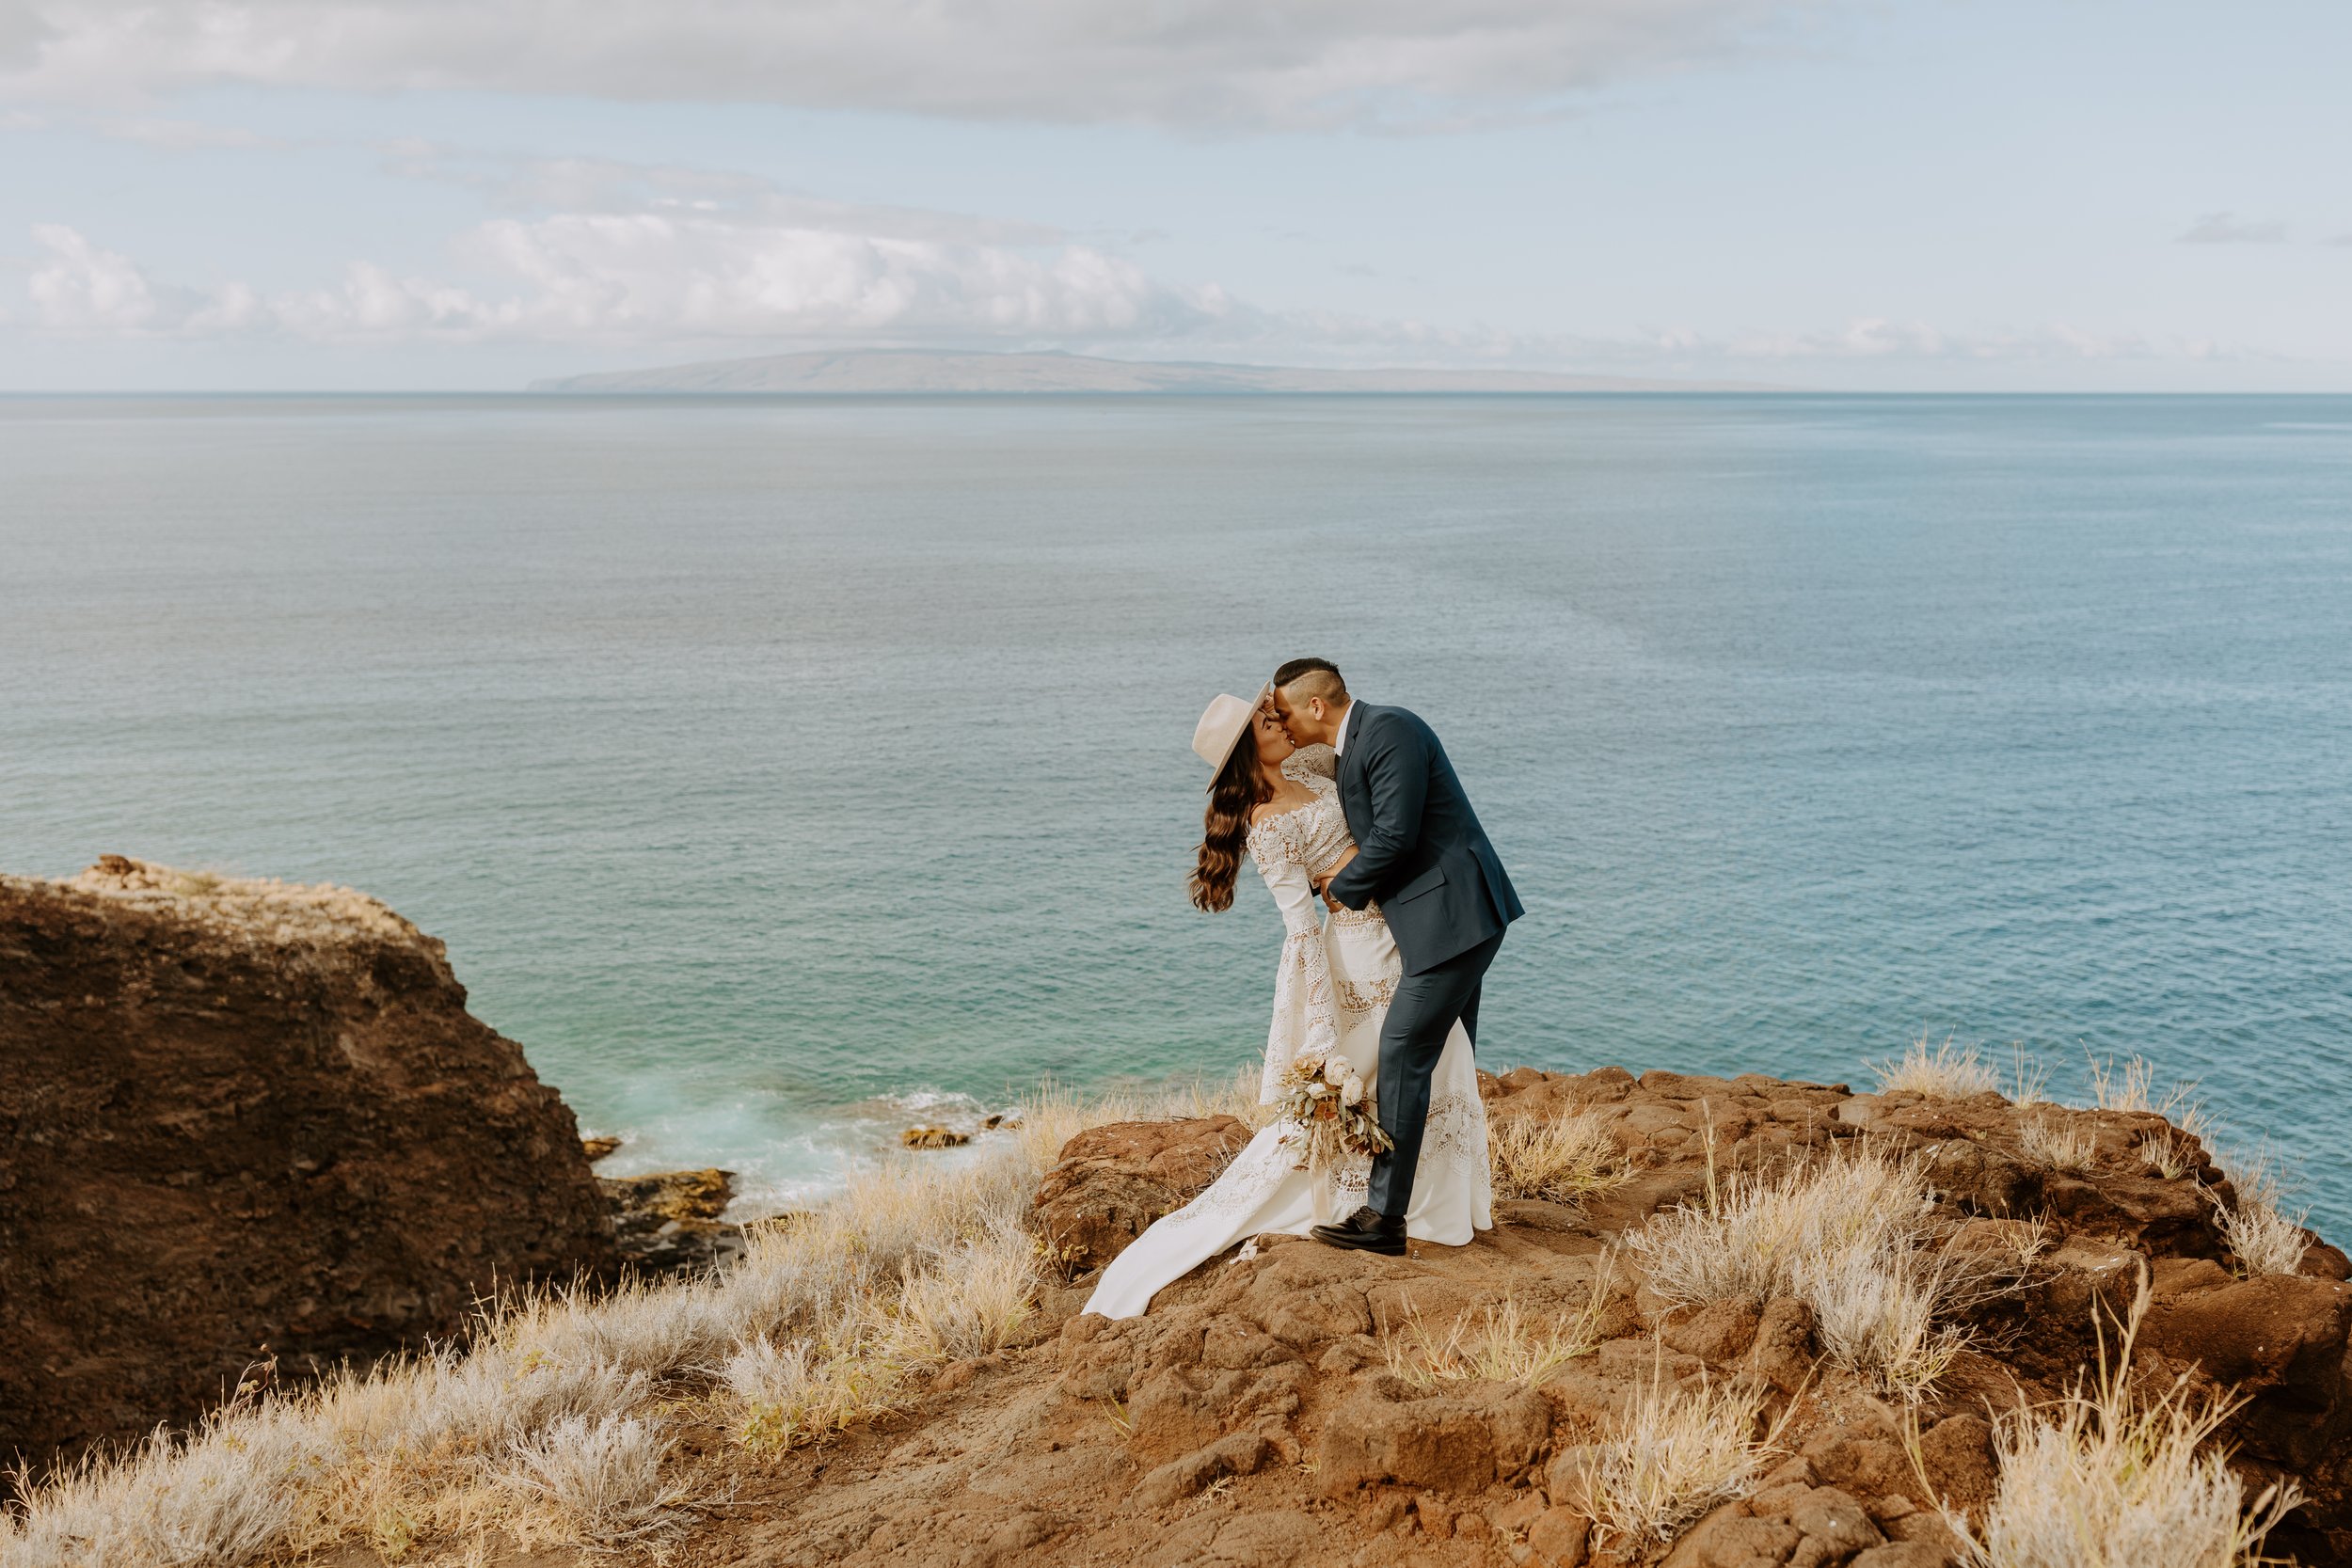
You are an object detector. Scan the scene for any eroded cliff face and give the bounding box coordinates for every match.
[0,857,616,1465]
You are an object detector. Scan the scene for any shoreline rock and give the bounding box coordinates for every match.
[600,1165,748,1276]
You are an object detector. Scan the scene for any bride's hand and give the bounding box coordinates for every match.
[1315,847,1358,909]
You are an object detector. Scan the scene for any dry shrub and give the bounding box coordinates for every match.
[1871,1035,2001,1099]
[2020,1112,2097,1174]
[0,1068,1168,1567]
[2061,1054,2218,1182]
[2086,1054,2213,1141]
[2005,1048,2053,1106]
[1949,1288,2298,1568]
[495,1414,684,1551]
[1574,1358,1779,1549]
[715,1148,1043,1450]
[1382,1267,1613,1388]
[723,1324,902,1454]
[2140,1131,2198,1180]
[1168,1061,1281,1130]
[1629,1144,2038,1401]
[1011,1065,1268,1177]
[1487,1108,1629,1202]
[2209,1160,2310,1279]
[0,1407,312,1568]
[883,1224,1041,1364]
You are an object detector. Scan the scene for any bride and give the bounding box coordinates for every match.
[1083,689,1492,1320]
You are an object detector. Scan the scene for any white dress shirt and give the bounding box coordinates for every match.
[1330,700,1359,757]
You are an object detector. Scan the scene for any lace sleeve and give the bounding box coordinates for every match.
[1282,743,1337,783]
[1252,857,1340,1102]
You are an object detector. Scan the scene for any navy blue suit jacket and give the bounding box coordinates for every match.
[1324,703,1522,975]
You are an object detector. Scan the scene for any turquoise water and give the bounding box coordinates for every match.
[4,394,2348,1234]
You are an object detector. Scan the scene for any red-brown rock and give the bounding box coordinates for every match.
[1031,1115,1250,1273]
[0,858,615,1465]
[1018,1062,2352,1568]
[1318,1373,1552,1494]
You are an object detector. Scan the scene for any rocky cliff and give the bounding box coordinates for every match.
[0,857,616,1465]
[692,1069,2352,1568]
[5,864,2344,1568]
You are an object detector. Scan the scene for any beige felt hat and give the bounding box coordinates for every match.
[1192,684,1271,788]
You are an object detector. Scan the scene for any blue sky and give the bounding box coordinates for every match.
[2,0,2346,390]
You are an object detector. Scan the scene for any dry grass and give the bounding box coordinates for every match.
[63,857,416,942]
[0,1069,1216,1568]
[2020,1112,2097,1174]
[1012,1064,1271,1177]
[1573,1356,1780,1549]
[2086,1054,2214,1141]
[2208,1159,2310,1279]
[1628,1144,2039,1401]
[723,1318,903,1454]
[883,1223,1041,1363]
[1174,1061,1282,1130]
[1871,1035,2002,1100]
[2004,1048,2053,1106]
[1947,1287,2299,1568]
[495,1414,686,1551]
[1382,1265,1614,1389]
[1487,1108,1629,1202]
[2061,1054,2219,1183]
[2140,1132,2199,1180]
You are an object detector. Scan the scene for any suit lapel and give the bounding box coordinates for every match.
[1337,705,1373,838]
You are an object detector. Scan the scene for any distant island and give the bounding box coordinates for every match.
[528,348,1783,395]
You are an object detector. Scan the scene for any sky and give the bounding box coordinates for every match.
[1,0,2347,391]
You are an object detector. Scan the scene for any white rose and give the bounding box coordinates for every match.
[1341,1075,1365,1107]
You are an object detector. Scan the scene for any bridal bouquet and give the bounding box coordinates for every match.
[1274,1053,1393,1174]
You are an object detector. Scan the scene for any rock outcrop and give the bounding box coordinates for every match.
[0,857,617,1465]
[1033,1114,1254,1274]
[689,1065,2352,1568]
[601,1165,749,1276]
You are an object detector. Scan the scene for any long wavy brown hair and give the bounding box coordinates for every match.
[1189,736,1270,912]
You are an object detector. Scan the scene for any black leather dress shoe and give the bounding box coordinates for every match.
[1310,1205,1408,1256]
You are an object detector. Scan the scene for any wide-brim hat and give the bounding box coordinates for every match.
[1192,684,1272,789]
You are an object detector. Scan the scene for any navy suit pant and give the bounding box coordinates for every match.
[1365,930,1504,1219]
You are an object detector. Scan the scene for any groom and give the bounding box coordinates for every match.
[1269,658,1522,1256]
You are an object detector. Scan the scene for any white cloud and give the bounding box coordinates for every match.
[459,212,1232,341]
[28,221,175,328]
[0,0,1836,131]
[2177,211,2288,245]
[1705,317,2155,362]
[16,218,2238,375]
[19,216,1239,345]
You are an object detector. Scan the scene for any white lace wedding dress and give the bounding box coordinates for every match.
[1083,745,1492,1320]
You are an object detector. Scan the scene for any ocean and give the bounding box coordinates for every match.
[4,392,2348,1235]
